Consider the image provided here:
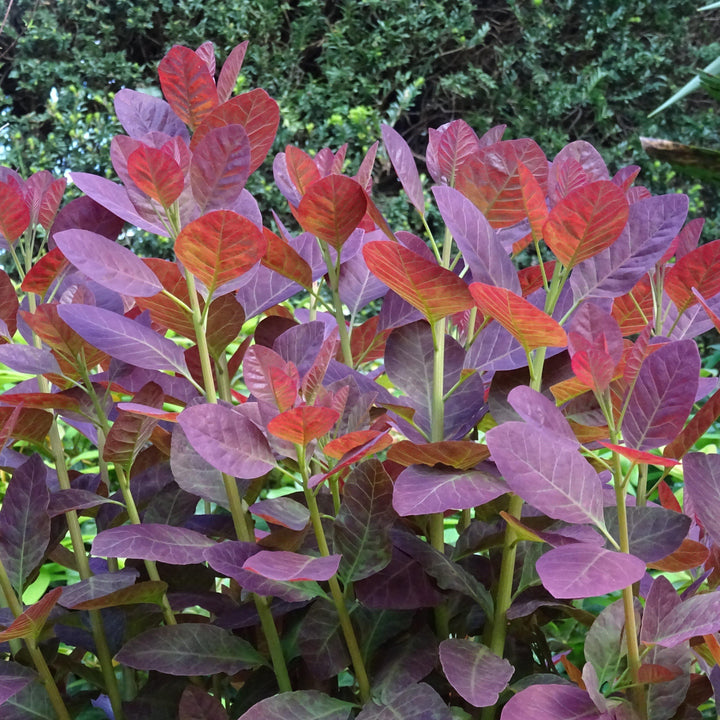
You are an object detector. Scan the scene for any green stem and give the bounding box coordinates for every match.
[0,559,72,720]
[320,244,353,366]
[300,449,370,702]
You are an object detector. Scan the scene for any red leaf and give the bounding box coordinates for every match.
[664,387,720,459]
[324,430,387,460]
[314,430,393,487]
[296,175,367,250]
[217,41,249,103]
[665,239,720,315]
[647,539,709,572]
[518,162,548,241]
[38,178,66,230]
[0,587,62,642]
[127,146,184,207]
[268,366,299,413]
[597,442,678,467]
[612,276,653,335]
[267,405,340,447]
[469,281,567,352]
[518,262,555,297]
[349,315,391,364]
[543,180,629,268]
[427,119,481,185]
[0,180,30,242]
[174,210,266,295]
[638,664,683,684]
[158,45,218,130]
[657,480,682,513]
[21,247,69,298]
[0,270,18,339]
[455,139,548,228]
[260,227,313,289]
[363,241,473,323]
[285,145,321,196]
[192,89,279,174]
[0,391,81,412]
[0,407,52,444]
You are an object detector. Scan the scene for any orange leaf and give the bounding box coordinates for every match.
[0,588,62,641]
[127,146,184,207]
[387,440,490,470]
[648,539,709,572]
[260,227,312,289]
[665,240,720,315]
[267,405,339,446]
[285,145,321,196]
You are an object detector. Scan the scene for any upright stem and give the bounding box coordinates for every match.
[320,245,353,366]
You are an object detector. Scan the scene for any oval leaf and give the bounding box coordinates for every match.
[267,405,339,446]
[242,551,341,582]
[127,145,184,207]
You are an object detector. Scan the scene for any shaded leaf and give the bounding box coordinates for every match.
[356,683,452,720]
[251,496,309,531]
[500,684,599,720]
[236,691,353,720]
[297,599,348,679]
[382,124,424,213]
[0,663,36,705]
[387,440,490,470]
[179,685,229,720]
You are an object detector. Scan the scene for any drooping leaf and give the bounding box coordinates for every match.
[469,282,567,352]
[158,45,218,130]
[174,210,266,296]
[267,405,339,446]
[242,551,341,582]
[54,229,162,298]
[393,465,507,516]
[127,145,185,207]
[92,524,215,564]
[57,304,189,375]
[216,41,248,103]
[536,544,646,599]
[333,460,395,582]
[0,588,62,642]
[543,180,629,268]
[236,691,353,720]
[189,124,251,213]
[387,440,490,470]
[486,422,604,526]
[115,624,264,675]
[365,242,473,323]
[439,639,514,708]
[177,403,276,478]
[192,89,280,173]
[622,339,699,450]
[296,175,367,250]
[382,124,424,213]
[0,455,50,593]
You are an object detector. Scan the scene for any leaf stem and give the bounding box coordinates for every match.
[320,244,354,366]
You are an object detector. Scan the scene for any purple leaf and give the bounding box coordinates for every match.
[684,452,720,546]
[177,403,275,479]
[0,662,36,705]
[47,489,119,517]
[115,624,264,675]
[179,685,229,720]
[0,455,50,593]
[382,124,424,214]
[54,229,162,297]
[235,263,304,319]
[297,599,348,680]
[333,459,396,582]
[487,422,604,526]
[236,691,353,720]
[57,304,189,375]
[273,321,326,377]
[640,576,681,645]
[506,386,578,448]
[571,194,688,301]
[49,196,125,249]
[242,551,341,582]
[190,124,251,212]
[622,339,699,450]
[70,172,168,235]
[645,589,720,647]
[204,541,325,603]
[433,185,520,292]
[500,683,601,720]
[251,496,309,531]
[92,524,215,564]
[0,345,61,375]
[58,569,139,609]
[536,544,646,599]
[338,250,388,317]
[114,88,190,141]
[439,639,514,707]
[465,320,527,372]
[393,465,507,516]
[357,683,452,720]
[644,644,692,720]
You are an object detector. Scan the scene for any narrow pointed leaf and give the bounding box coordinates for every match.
[543,181,629,268]
[54,229,162,297]
[297,176,367,250]
[174,210,266,295]
[267,405,339,446]
[0,588,62,642]
[382,124,424,213]
[177,403,276,478]
[537,544,646,599]
[217,41,248,103]
[470,282,567,352]
[158,45,218,130]
[93,524,215,564]
[127,145,184,207]
[116,624,264,675]
[57,304,189,375]
[0,455,50,593]
[0,180,30,242]
[365,242,473,323]
[439,639,513,708]
[237,691,353,720]
[242,551,340,582]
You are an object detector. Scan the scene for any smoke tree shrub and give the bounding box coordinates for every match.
[0,40,718,720]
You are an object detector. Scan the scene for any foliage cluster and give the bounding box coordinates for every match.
[0,40,719,720]
[1,0,720,238]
